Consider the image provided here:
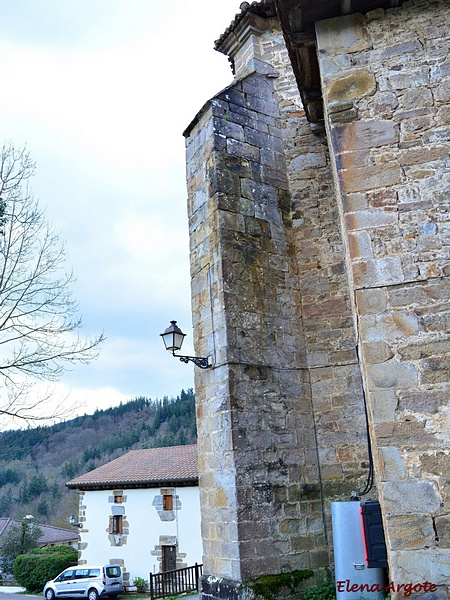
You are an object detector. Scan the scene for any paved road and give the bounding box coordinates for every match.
[0,590,39,600]
[0,590,199,600]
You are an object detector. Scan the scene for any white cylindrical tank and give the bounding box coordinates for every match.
[331,501,386,600]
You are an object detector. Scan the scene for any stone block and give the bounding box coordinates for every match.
[217,194,255,216]
[388,283,435,307]
[391,548,450,587]
[360,311,419,341]
[382,479,442,515]
[398,390,447,414]
[227,138,260,162]
[421,355,450,384]
[240,178,277,204]
[388,67,429,90]
[385,514,437,549]
[355,288,387,315]
[333,119,399,153]
[309,548,330,569]
[215,118,245,141]
[242,74,274,100]
[353,257,404,288]
[341,192,369,212]
[434,79,450,102]
[290,152,327,171]
[381,40,423,58]
[319,54,351,78]
[220,87,246,108]
[371,91,399,117]
[398,339,450,361]
[316,13,371,55]
[367,361,417,390]
[260,148,285,169]
[434,515,450,548]
[421,453,450,478]
[341,163,402,193]
[209,162,241,197]
[346,209,398,230]
[363,341,394,364]
[302,297,350,318]
[246,127,284,153]
[397,145,449,167]
[375,420,434,446]
[245,94,280,118]
[326,70,376,103]
[378,447,406,481]
[368,390,398,423]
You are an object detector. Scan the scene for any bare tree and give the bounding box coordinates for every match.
[0,142,104,424]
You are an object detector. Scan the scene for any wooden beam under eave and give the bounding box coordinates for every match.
[274,0,324,124]
[341,0,352,14]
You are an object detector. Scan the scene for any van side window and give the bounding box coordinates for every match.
[61,570,75,581]
[74,569,89,579]
[89,569,100,578]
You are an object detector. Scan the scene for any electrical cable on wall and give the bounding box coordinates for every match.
[356,345,374,497]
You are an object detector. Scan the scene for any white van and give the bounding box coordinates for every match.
[43,565,123,600]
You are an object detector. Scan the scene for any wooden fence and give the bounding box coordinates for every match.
[149,563,202,600]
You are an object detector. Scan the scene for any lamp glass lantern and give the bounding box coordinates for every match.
[160,320,186,354]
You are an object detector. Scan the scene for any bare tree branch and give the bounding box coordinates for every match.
[0,142,104,423]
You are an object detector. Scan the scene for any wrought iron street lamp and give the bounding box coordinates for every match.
[69,514,83,528]
[160,320,210,369]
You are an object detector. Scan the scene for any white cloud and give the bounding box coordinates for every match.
[0,0,239,427]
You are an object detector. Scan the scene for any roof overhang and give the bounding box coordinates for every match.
[67,478,199,491]
[217,1,407,123]
[273,0,407,121]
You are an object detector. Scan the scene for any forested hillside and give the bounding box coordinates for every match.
[0,389,196,527]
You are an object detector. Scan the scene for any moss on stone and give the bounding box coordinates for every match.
[250,569,314,600]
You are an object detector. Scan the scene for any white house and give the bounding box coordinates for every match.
[66,444,201,587]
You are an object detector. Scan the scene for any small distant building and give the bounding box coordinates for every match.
[66,444,201,588]
[0,518,78,549]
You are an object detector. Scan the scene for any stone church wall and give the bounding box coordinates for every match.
[316,0,450,590]
[184,0,449,598]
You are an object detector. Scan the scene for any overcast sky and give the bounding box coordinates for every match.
[0,0,240,426]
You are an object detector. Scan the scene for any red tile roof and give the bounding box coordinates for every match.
[66,444,198,490]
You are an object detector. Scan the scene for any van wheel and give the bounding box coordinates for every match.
[88,589,99,600]
[45,590,55,600]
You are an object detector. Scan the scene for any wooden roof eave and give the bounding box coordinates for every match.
[66,477,199,491]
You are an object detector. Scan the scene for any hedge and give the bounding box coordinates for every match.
[14,546,77,593]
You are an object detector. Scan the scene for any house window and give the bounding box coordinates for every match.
[109,515,123,535]
[163,494,173,511]
[114,494,123,503]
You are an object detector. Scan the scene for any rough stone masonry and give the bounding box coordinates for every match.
[183,1,449,598]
